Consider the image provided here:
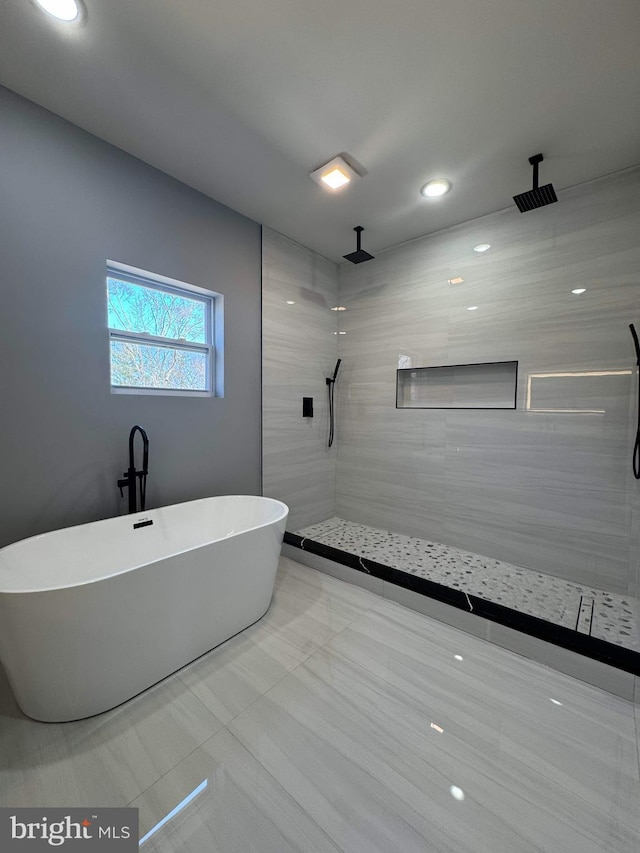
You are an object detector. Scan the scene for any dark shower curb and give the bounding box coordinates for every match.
[283,532,640,676]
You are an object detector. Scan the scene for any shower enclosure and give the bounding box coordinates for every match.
[262,166,640,686]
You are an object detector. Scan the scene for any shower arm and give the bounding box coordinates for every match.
[530,154,542,190]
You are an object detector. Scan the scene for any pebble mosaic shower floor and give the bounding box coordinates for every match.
[295,517,640,653]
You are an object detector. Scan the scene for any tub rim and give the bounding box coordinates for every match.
[0,494,289,595]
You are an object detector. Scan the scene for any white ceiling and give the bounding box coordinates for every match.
[2,0,640,262]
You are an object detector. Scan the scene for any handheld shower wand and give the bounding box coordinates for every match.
[630,324,640,479]
[326,359,341,447]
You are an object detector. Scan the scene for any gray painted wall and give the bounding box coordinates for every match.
[336,167,640,595]
[262,229,338,531]
[0,86,262,548]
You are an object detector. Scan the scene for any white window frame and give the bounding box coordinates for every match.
[107,261,222,397]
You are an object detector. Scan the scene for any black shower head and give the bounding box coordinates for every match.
[343,226,374,264]
[343,248,374,264]
[513,154,558,213]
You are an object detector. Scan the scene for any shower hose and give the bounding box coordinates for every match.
[328,377,336,447]
[630,323,640,480]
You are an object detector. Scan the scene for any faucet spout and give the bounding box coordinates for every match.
[129,425,149,477]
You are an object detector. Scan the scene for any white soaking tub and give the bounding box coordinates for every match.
[0,495,288,722]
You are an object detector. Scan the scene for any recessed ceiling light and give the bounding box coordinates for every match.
[430,722,444,733]
[467,306,479,311]
[454,654,463,661]
[331,306,347,311]
[448,277,464,285]
[310,155,360,192]
[449,786,465,801]
[33,0,80,21]
[421,179,451,198]
[550,698,563,706]
[286,300,295,305]
[571,288,586,294]
[473,243,491,253]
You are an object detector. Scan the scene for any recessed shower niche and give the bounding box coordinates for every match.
[396,360,518,409]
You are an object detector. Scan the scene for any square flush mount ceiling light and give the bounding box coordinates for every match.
[310,155,361,191]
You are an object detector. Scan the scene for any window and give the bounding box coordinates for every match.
[107,263,219,396]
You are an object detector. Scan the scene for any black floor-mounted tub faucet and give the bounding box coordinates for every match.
[118,425,149,514]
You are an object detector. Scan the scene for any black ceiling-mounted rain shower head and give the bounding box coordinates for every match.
[343,226,374,264]
[513,154,558,213]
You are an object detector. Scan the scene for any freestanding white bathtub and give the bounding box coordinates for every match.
[0,495,288,722]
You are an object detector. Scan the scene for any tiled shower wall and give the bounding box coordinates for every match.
[262,228,338,531]
[336,167,640,595]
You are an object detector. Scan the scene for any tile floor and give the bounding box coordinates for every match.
[297,517,640,652]
[1,556,639,852]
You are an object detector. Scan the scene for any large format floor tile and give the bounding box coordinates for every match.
[1,556,638,851]
[131,729,341,853]
[227,609,639,852]
[178,557,379,723]
[0,676,224,808]
[322,602,639,823]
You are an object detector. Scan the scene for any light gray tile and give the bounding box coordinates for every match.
[281,543,386,596]
[333,168,640,597]
[131,729,341,853]
[230,632,639,852]
[177,626,297,726]
[381,581,490,641]
[326,603,640,808]
[442,478,629,594]
[635,683,640,779]
[1,558,637,852]
[273,555,381,613]
[487,622,636,700]
[0,675,224,808]
[262,228,338,532]
[179,556,379,723]
[377,582,634,699]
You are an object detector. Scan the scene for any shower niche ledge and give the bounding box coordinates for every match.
[396,360,518,409]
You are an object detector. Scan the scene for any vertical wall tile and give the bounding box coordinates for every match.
[262,229,338,530]
[336,167,640,596]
